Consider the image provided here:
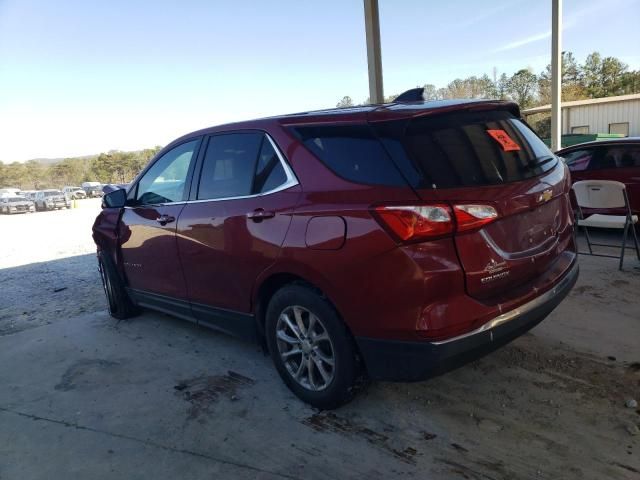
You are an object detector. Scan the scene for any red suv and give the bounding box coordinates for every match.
[94,98,578,408]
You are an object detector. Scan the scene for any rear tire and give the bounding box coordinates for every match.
[98,250,139,320]
[265,285,359,409]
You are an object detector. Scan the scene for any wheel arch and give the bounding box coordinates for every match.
[253,272,323,339]
[251,266,364,361]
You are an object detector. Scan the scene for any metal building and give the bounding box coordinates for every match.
[522,93,640,137]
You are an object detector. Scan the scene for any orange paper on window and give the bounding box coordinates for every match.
[486,129,521,151]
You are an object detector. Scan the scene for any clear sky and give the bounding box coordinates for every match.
[1,0,638,161]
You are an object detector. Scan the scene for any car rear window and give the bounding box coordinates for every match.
[376,110,557,189]
[291,125,407,186]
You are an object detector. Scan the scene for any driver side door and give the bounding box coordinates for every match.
[119,138,202,310]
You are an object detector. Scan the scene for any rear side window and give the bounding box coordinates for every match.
[253,138,287,194]
[563,149,594,171]
[377,110,558,189]
[291,125,407,186]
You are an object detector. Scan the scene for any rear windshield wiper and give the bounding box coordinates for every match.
[528,155,557,168]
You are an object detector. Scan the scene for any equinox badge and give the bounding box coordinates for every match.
[481,259,510,284]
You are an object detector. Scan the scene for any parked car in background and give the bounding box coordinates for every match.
[94,97,578,408]
[20,190,37,201]
[0,188,21,198]
[34,190,71,211]
[558,137,640,214]
[0,196,35,214]
[63,186,87,199]
[82,182,104,198]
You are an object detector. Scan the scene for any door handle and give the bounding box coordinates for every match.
[156,214,175,226]
[247,208,275,222]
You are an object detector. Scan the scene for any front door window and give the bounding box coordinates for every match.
[132,140,199,205]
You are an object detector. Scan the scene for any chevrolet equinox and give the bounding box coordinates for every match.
[93,93,579,408]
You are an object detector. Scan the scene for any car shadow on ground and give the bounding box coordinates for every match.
[0,253,104,337]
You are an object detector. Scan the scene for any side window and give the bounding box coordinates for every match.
[602,146,640,168]
[196,133,261,200]
[626,147,640,167]
[563,149,595,172]
[595,147,620,170]
[134,140,199,205]
[252,137,288,194]
[292,125,406,186]
[563,146,640,171]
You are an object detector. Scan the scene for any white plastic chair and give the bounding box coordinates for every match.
[572,180,640,269]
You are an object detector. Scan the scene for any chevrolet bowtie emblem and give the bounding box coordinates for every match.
[538,189,553,204]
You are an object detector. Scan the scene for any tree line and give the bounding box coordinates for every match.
[2,50,637,189]
[337,51,640,136]
[0,147,162,190]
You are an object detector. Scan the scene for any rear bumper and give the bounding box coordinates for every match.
[355,261,579,382]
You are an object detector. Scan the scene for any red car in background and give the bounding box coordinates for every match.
[94,96,578,408]
[559,138,640,214]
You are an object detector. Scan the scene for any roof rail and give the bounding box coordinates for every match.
[394,87,424,103]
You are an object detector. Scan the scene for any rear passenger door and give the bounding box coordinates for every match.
[176,131,300,336]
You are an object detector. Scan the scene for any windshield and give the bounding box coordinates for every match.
[45,191,63,197]
[9,197,26,202]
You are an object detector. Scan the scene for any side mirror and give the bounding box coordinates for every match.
[102,188,127,209]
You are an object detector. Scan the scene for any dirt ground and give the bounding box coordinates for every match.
[0,200,639,479]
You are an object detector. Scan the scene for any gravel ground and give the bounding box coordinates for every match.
[0,199,104,337]
[0,202,639,479]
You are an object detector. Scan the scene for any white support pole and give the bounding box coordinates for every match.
[551,0,562,151]
[364,0,384,104]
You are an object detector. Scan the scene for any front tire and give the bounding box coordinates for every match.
[266,285,359,409]
[98,250,139,320]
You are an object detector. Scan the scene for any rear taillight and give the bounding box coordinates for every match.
[453,204,498,232]
[374,205,453,242]
[373,203,498,243]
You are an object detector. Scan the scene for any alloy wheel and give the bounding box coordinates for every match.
[276,305,335,391]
